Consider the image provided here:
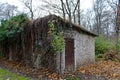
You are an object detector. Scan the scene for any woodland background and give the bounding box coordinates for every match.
[0,0,120,80]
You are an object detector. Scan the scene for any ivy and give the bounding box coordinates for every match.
[0,14,29,41]
[48,21,65,54]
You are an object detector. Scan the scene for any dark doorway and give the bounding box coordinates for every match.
[65,38,74,69]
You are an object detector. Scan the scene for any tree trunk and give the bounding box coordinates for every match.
[9,47,12,61]
[8,40,13,61]
[77,0,80,25]
[60,0,66,19]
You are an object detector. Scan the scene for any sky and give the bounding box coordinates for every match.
[0,0,93,10]
[0,0,24,11]
[0,0,93,17]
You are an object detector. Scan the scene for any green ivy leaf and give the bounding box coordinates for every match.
[48,21,65,54]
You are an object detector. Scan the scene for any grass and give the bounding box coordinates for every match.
[0,67,30,80]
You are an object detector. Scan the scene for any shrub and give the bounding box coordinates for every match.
[116,38,120,51]
[0,14,29,41]
[95,36,115,56]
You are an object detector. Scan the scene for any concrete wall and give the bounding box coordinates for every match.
[56,50,65,73]
[57,30,95,72]
[74,31,95,70]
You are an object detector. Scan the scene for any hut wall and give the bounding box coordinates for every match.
[56,30,95,73]
[56,50,65,73]
[74,31,95,70]
[56,31,74,73]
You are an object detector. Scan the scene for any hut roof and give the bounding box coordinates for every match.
[34,15,97,37]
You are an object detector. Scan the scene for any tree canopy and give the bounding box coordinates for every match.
[0,14,29,41]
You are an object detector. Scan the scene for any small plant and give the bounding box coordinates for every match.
[116,38,120,51]
[95,35,115,56]
[66,76,80,80]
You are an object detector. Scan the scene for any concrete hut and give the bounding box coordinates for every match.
[33,15,97,72]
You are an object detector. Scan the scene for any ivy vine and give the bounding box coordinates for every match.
[48,21,65,54]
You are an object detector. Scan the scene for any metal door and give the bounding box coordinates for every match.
[65,38,74,69]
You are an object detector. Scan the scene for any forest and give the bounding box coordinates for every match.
[0,0,120,80]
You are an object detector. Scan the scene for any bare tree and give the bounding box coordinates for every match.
[20,0,41,19]
[116,0,120,50]
[60,0,66,19]
[80,9,94,31]
[107,0,118,12]
[42,0,81,26]
[60,0,81,25]
[0,3,18,20]
[20,0,33,19]
[93,0,107,35]
[77,0,80,25]
[107,0,119,48]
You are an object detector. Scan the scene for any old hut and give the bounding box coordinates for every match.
[33,15,97,72]
[0,14,97,73]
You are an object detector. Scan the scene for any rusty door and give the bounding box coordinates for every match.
[65,38,74,69]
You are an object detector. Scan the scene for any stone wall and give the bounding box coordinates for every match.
[56,50,65,73]
[74,31,95,69]
[56,30,95,72]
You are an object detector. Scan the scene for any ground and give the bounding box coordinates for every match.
[0,67,30,80]
[0,57,120,80]
[76,61,120,80]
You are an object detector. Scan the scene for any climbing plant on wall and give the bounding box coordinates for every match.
[48,21,65,54]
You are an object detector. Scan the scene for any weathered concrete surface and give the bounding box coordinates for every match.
[74,31,95,69]
[57,30,95,72]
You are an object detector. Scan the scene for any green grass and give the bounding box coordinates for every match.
[0,67,31,80]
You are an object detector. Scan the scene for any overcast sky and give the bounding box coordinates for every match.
[0,0,93,18]
[0,0,93,10]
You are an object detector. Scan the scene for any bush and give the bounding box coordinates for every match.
[0,14,29,41]
[95,36,115,56]
[116,38,120,51]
